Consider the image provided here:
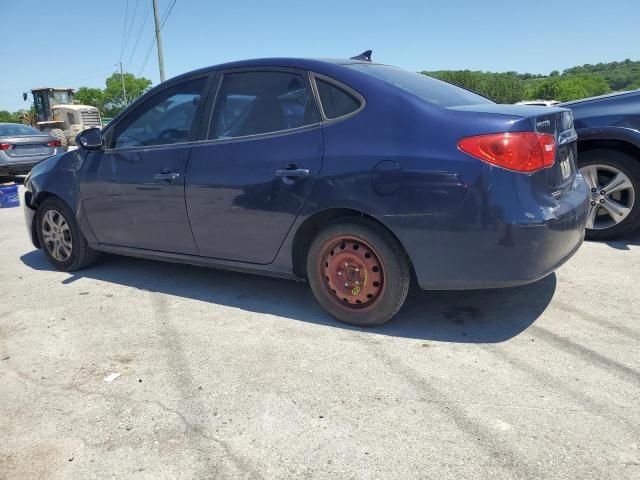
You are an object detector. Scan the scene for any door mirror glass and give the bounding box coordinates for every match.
[76,128,103,150]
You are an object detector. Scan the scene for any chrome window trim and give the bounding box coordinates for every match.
[309,72,366,124]
[104,123,323,153]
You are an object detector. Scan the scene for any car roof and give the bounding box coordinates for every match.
[561,89,640,106]
[168,57,372,82]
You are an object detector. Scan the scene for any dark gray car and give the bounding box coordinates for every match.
[0,123,62,176]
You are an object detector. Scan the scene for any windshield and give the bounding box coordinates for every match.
[0,124,42,137]
[50,90,72,104]
[347,64,493,107]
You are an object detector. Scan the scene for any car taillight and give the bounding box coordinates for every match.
[457,132,556,173]
[47,139,62,147]
[0,142,13,151]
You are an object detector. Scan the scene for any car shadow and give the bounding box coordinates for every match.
[20,250,556,343]
[601,228,640,250]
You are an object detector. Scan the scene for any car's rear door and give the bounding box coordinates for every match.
[79,75,211,254]
[185,67,323,264]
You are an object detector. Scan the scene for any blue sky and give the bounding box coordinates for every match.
[1,0,638,111]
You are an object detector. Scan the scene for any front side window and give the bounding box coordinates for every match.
[211,71,318,139]
[112,77,206,149]
[315,78,361,119]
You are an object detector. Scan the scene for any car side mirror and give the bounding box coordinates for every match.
[76,128,103,150]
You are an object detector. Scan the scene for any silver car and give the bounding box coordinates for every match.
[0,123,62,176]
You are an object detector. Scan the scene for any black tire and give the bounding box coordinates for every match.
[36,197,99,271]
[306,217,411,327]
[47,128,68,148]
[579,149,640,240]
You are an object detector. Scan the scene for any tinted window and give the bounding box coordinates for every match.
[316,79,361,119]
[0,124,42,136]
[112,77,206,149]
[347,64,493,107]
[211,71,318,139]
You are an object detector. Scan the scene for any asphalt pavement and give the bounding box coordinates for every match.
[1,185,639,480]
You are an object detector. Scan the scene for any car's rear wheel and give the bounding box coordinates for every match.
[306,218,410,327]
[579,149,640,240]
[36,197,99,271]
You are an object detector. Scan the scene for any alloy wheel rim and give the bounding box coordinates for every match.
[320,236,385,309]
[580,164,635,230]
[42,209,73,262]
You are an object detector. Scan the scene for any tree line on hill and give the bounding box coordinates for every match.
[425,59,640,103]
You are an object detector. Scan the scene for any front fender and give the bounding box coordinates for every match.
[576,125,640,148]
[26,149,97,245]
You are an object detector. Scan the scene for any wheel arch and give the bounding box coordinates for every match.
[577,138,640,163]
[291,207,413,279]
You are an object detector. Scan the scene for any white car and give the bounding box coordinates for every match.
[516,99,561,107]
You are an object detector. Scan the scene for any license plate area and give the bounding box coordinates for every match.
[549,143,577,197]
[9,145,49,157]
[558,147,573,180]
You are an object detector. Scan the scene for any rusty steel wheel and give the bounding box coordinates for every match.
[320,236,385,309]
[307,218,411,327]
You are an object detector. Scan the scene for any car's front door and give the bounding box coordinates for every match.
[79,76,210,254]
[186,68,323,264]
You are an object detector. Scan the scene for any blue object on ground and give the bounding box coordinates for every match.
[0,183,19,208]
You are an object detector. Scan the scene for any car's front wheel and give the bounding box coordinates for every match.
[306,218,411,327]
[36,197,99,271]
[579,149,640,240]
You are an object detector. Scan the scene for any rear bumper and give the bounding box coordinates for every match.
[0,159,47,175]
[391,174,590,290]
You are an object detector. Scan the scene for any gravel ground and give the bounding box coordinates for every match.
[1,184,639,480]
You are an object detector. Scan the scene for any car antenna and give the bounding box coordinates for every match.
[350,50,372,62]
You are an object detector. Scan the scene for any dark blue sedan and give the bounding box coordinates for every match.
[22,53,589,326]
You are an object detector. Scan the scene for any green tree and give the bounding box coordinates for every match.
[75,87,106,112]
[425,70,525,103]
[103,72,151,116]
[0,110,20,123]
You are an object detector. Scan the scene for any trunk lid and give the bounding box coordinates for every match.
[0,135,55,158]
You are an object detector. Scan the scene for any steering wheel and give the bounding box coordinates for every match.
[158,128,183,141]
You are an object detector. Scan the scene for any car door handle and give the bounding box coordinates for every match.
[154,172,180,181]
[274,167,310,179]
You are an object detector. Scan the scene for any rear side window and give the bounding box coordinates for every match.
[211,71,318,139]
[346,64,493,108]
[315,79,361,119]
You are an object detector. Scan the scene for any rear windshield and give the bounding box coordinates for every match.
[0,124,42,137]
[346,64,493,107]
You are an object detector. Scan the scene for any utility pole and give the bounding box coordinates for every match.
[119,61,127,105]
[152,0,166,82]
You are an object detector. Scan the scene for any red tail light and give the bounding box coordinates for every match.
[458,132,556,173]
[47,139,62,148]
[0,142,13,151]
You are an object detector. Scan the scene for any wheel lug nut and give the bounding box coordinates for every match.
[600,190,606,195]
[338,271,343,276]
[344,282,349,287]
[591,201,596,206]
[599,199,605,204]
[591,187,597,193]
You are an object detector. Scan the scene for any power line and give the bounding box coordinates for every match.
[125,0,153,70]
[160,0,177,29]
[119,0,130,62]
[122,0,140,62]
